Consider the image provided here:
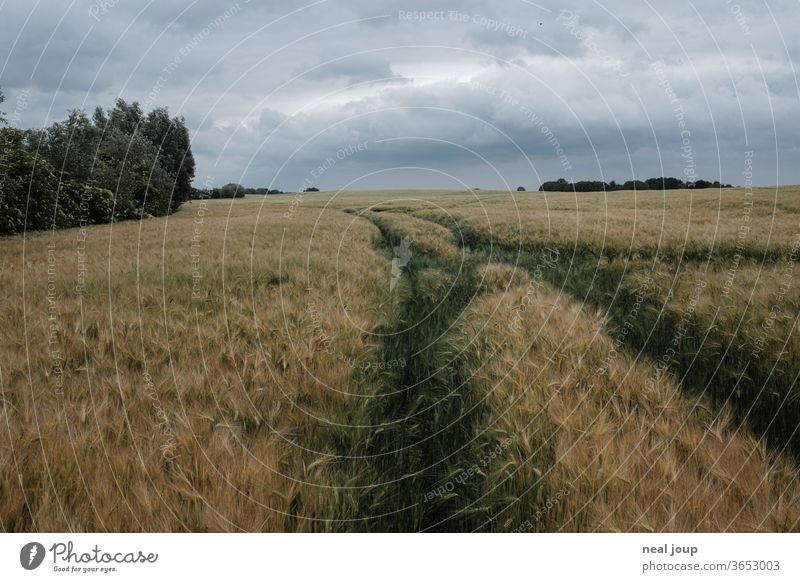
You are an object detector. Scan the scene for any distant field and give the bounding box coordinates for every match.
[2,186,800,532]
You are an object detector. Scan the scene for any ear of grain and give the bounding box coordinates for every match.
[0,199,392,531]
[450,281,800,531]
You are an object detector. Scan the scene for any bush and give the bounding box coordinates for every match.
[0,128,63,233]
[58,180,115,226]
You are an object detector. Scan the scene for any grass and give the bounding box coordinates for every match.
[0,198,392,531]
[451,273,800,531]
[2,186,800,532]
[412,186,798,260]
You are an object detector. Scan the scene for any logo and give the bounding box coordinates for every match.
[20,542,46,570]
[390,236,412,291]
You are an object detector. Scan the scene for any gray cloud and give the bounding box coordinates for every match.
[300,54,407,84]
[1,0,798,189]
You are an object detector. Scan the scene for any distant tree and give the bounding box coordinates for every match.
[220,183,245,198]
[240,187,285,195]
[516,186,526,192]
[646,176,684,190]
[622,180,650,191]
[538,175,730,194]
[572,180,609,192]
[0,87,5,126]
[539,178,569,192]
[243,187,265,195]
[303,187,319,192]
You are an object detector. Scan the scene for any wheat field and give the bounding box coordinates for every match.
[2,186,799,532]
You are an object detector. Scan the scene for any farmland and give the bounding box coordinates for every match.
[2,186,799,531]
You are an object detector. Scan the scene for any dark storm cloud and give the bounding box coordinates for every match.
[0,0,798,188]
[300,54,407,84]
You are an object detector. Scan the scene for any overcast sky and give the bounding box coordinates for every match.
[1,0,797,190]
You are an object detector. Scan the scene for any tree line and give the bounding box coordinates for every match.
[0,87,195,235]
[537,177,733,192]
[190,184,285,199]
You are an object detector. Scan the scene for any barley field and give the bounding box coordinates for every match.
[2,186,799,532]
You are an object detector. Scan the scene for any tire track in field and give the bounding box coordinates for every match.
[350,213,511,531]
[412,212,800,461]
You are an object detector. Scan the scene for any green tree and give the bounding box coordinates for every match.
[107,98,144,135]
[58,180,115,225]
[622,180,650,191]
[0,128,63,233]
[91,100,176,217]
[36,109,100,183]
[220,183,245,198]
[143,108,195,207]
[539,178,569,192]
[646,176,684,190]
[1,94,198,235]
